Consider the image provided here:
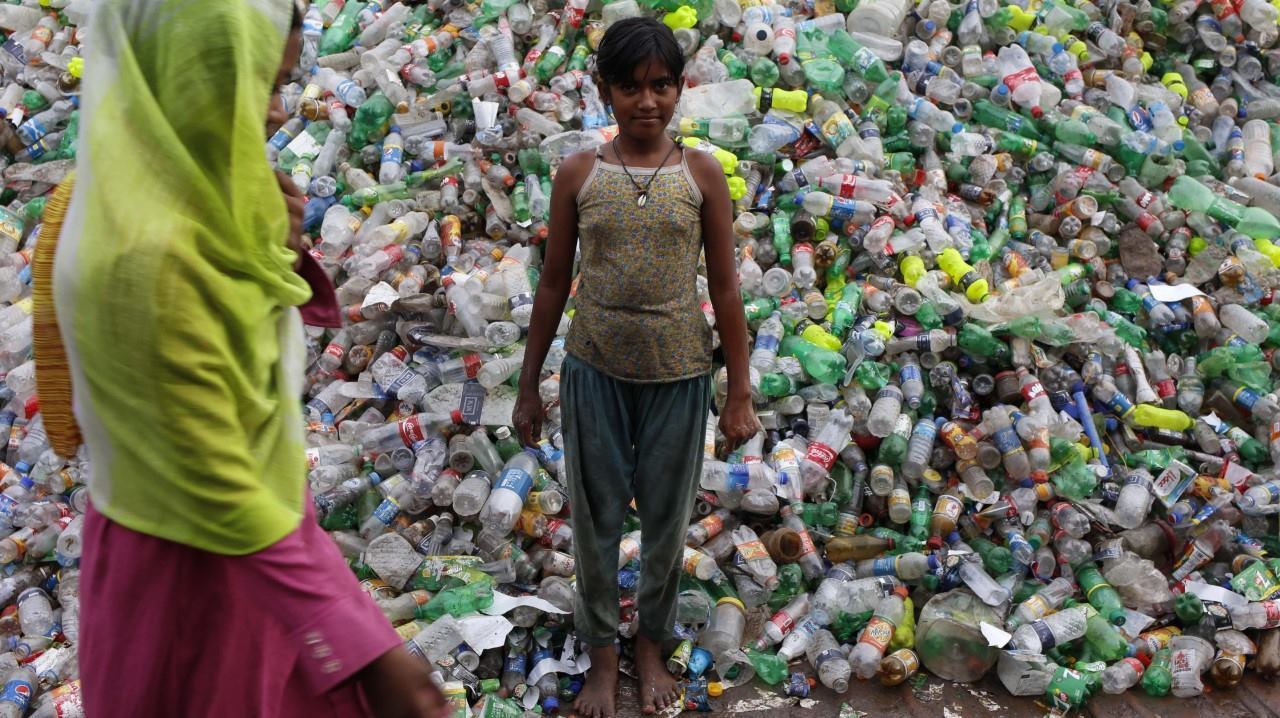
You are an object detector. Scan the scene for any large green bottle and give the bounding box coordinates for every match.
[349,92,395,149]
[319,1,366,56]
[422,577,495,620]
[779,335,846,385]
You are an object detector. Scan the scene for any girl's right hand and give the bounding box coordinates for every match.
[512,386,544,448]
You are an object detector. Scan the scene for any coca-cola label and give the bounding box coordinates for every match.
[398,416,428,447]
[1002,65,1039,92]
[804,442,838,471]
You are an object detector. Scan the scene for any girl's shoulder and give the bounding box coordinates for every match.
[551,148,598,198]
[681,145,729,198]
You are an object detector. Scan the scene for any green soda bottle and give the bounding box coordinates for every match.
[957,323,1006,359]
[1174,591,1204,624]
[768,563,805,612]
[855,361,890,390]
[877,416,911,466]
[829,30,888,83]
[760,373,799,397]
[319,1,366,56]
[771,211,793,266]
[744,296,779,324]
[831,282,862,339]
[349,92,395,149]
[1081,610,1128,663]
[1142,647,1172,696]
[970,536,1013,575]
[800,501,839,527]
[909,484,930,541]
[720,48,748,79]
[534,40,571,84]
[751,57,780,88]
[422,577,495,620]
[779,335,846,385]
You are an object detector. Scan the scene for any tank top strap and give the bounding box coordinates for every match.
[678,145,704,207]
[575,148,605,206]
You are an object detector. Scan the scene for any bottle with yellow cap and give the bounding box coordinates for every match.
[680,136,738,174]
[662,5,697,29]
[753,86,807,114]
[937,248,990,303]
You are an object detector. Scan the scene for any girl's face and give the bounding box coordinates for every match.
[266,28,302,137]
[601,57,680,143]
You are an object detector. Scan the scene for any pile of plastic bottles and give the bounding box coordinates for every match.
[6,0,1280,715]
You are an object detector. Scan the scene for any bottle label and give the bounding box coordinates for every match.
[899,363,921,386]
[383,367,419,395]
[1264,600,1280,628]
[496,467,534,498]
[728,463,751,491]
[870,556,897,576]
[1030,619,1058,649]
[1233,385,1261,411]
[813,648,844,671]
[888,648,918,673]
[1002,65,1038,92]
[795,527,818,557]
[463,353,483,379]
[737,538,771,562]
[755,332,780,353]
[768,610,797,636]
[804,441,838,471]
[859,616,894,651]
[371,497,400,526]
[398,416,427,446]
[0,677,32,712]
[1021,594,1050,620]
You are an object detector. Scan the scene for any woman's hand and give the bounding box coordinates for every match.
[275,170,308,270]
[718,394,762,459]
[512,385,544,449]
[360,646,451,718]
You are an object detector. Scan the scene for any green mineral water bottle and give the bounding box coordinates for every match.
[1081,610,1129,663]
[829,30,888,83]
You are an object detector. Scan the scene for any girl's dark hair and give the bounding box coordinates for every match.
[596,17,684,87]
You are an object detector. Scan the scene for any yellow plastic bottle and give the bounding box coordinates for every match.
[1131,405,1194,432]
[899,255,925,287]
[753,86,808,113]
[680,136,738,174]
[802,323,842,352]
[662,5,698,29]
[937,248,990,303]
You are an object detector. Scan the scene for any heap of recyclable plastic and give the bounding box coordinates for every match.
[5,0,1280,715]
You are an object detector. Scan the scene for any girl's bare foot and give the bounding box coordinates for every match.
[635,635,680,715]
[573,644,619,718]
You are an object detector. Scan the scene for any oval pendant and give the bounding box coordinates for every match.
[637,192,647,208]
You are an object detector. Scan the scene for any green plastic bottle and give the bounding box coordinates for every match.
[970,536,1013,575]
[422,578,495,620]
[1174,591,1205,625]
[1080,610,1128,663]
[319,1,366,56]
[1141,647,1172,696]
[957,323,1006,359]
[768,563,805,612]
[349,92,395,149]
[779,335,846,385]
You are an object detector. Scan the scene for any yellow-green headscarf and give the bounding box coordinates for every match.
[52,0,315,554]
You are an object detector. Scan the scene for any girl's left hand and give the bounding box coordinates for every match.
[718,394,762,458]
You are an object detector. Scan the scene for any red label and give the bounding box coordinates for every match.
[463,353,482,379]
[1003,65,1039,91]
[1135,212,1158,232]
[398,416,427,447]
[1133,191,1156,209]
[804,442,837,471]
[1020,379,1047,404]
[1156,378,1176,398]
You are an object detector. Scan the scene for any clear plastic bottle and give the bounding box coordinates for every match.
[806,629,852,693]
[850,588,908,679]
